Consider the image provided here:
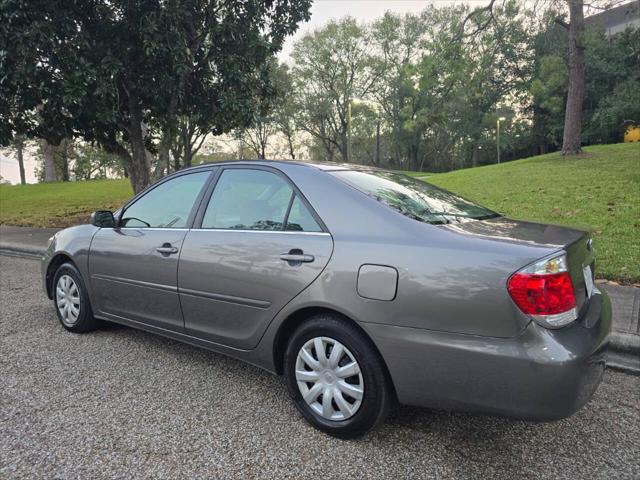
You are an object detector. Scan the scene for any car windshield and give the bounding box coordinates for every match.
[332,170,499,224]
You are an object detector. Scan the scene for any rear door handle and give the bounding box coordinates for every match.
[280,252,315,263]
[156,243,179,255]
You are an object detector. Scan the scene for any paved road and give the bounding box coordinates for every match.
[1,255,639,479]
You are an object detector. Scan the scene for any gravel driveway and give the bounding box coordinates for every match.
[1,254,639,479]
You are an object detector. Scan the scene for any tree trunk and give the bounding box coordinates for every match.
[341,134,349,163]
[375,121,381,167]
[183,137,193,168]
[15,136,26,185]
[408,145,419,172]
[286,132,296,160]
[158,130,172,176]
[127,93,151,193]
[59,138,70,181]
[42,140,57,182]
[539,142,548,155]
[561,0,585,155]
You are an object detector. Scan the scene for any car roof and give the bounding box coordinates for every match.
[180,159,381,173]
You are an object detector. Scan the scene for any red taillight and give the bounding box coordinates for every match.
[508,271,576,315]
[507,254,577,328]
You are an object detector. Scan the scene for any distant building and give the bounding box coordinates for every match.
[585,1,640,37]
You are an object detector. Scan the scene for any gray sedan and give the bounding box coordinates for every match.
[42,161,611,438]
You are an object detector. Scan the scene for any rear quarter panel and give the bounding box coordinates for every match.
[267,165,561,339]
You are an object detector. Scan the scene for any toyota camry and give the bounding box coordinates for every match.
[42,161,611,438]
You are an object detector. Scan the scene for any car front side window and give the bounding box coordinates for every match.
[120,171,210,228]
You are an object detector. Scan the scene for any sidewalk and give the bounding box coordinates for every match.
[1,224,638,373]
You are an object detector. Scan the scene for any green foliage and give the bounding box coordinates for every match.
[582,27,640,144]
[421,143,640,284]
[530,19,640,150]
[291,17,376,161]
[72,144,123,180]
[279,3,639,170]
[289,2,535,170]
[0,0,311,191]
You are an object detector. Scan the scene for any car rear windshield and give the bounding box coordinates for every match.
[331,170,499,224]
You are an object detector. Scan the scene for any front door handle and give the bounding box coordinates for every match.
[156,243,179,255]
[280,249,314,264]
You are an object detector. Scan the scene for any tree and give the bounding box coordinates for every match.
[271,64,300,160]
[370,11,429,168]
[291,17,379,162]
[583,26,640,143]
[555,0,586,154]
[41,141,58,183]
[13,135,26,185]
[73,143,123,180]
[530,55,568,152]
[0,0,311,192]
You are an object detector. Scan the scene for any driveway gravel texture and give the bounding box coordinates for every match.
[1,255,639,479]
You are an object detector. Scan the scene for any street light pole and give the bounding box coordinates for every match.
[497,116,506,164]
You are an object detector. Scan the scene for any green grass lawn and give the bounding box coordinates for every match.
[0,178,132,228]
[1,143,638,282]
[405,143,640,284]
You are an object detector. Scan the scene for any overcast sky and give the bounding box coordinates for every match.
[0,0,486,184]
[279,0,487,60]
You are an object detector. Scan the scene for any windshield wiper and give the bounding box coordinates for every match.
[426,211,499,221]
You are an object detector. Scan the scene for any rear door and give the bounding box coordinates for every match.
[178,166,333,349]
[89,169,213,331]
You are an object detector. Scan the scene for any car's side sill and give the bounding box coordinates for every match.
[96,312,276,374]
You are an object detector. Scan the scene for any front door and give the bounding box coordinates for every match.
[178,167,333,349]
[89,170,212,330]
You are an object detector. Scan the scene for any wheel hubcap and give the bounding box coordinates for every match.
[295,336,364,421]
[56,275,80,326]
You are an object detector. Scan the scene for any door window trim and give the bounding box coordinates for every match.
[192,165,329,234]
[115,167,217,230]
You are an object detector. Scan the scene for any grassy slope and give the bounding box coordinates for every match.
[0,179,132,228]
[1,143,638,282]
[408,143,640,283]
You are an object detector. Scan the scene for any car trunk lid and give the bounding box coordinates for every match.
[437,217,595,314]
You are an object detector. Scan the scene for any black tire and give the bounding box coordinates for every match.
[52,262,99,333]
[284,313,394,438]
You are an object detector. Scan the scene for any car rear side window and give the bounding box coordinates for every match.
[201,169,323,232]
[332,170,499,224]
[120,171,210,228]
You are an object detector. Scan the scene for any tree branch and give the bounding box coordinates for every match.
[554,16,570,29]
[459,0,498,39]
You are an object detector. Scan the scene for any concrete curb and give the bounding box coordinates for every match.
[1,242,639,375]
[0,244,44,257]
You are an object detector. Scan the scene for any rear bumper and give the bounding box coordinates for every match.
[364,288,611,421]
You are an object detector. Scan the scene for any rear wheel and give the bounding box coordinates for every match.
[284,314,393,438]
[53,263,99,333]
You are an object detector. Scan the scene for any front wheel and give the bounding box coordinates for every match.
[284,314,394,438]
[53,262,99,333]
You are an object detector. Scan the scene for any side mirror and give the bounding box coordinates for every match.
[90,210,115,228]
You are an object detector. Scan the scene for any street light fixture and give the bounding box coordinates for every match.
[497,116,506,164]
